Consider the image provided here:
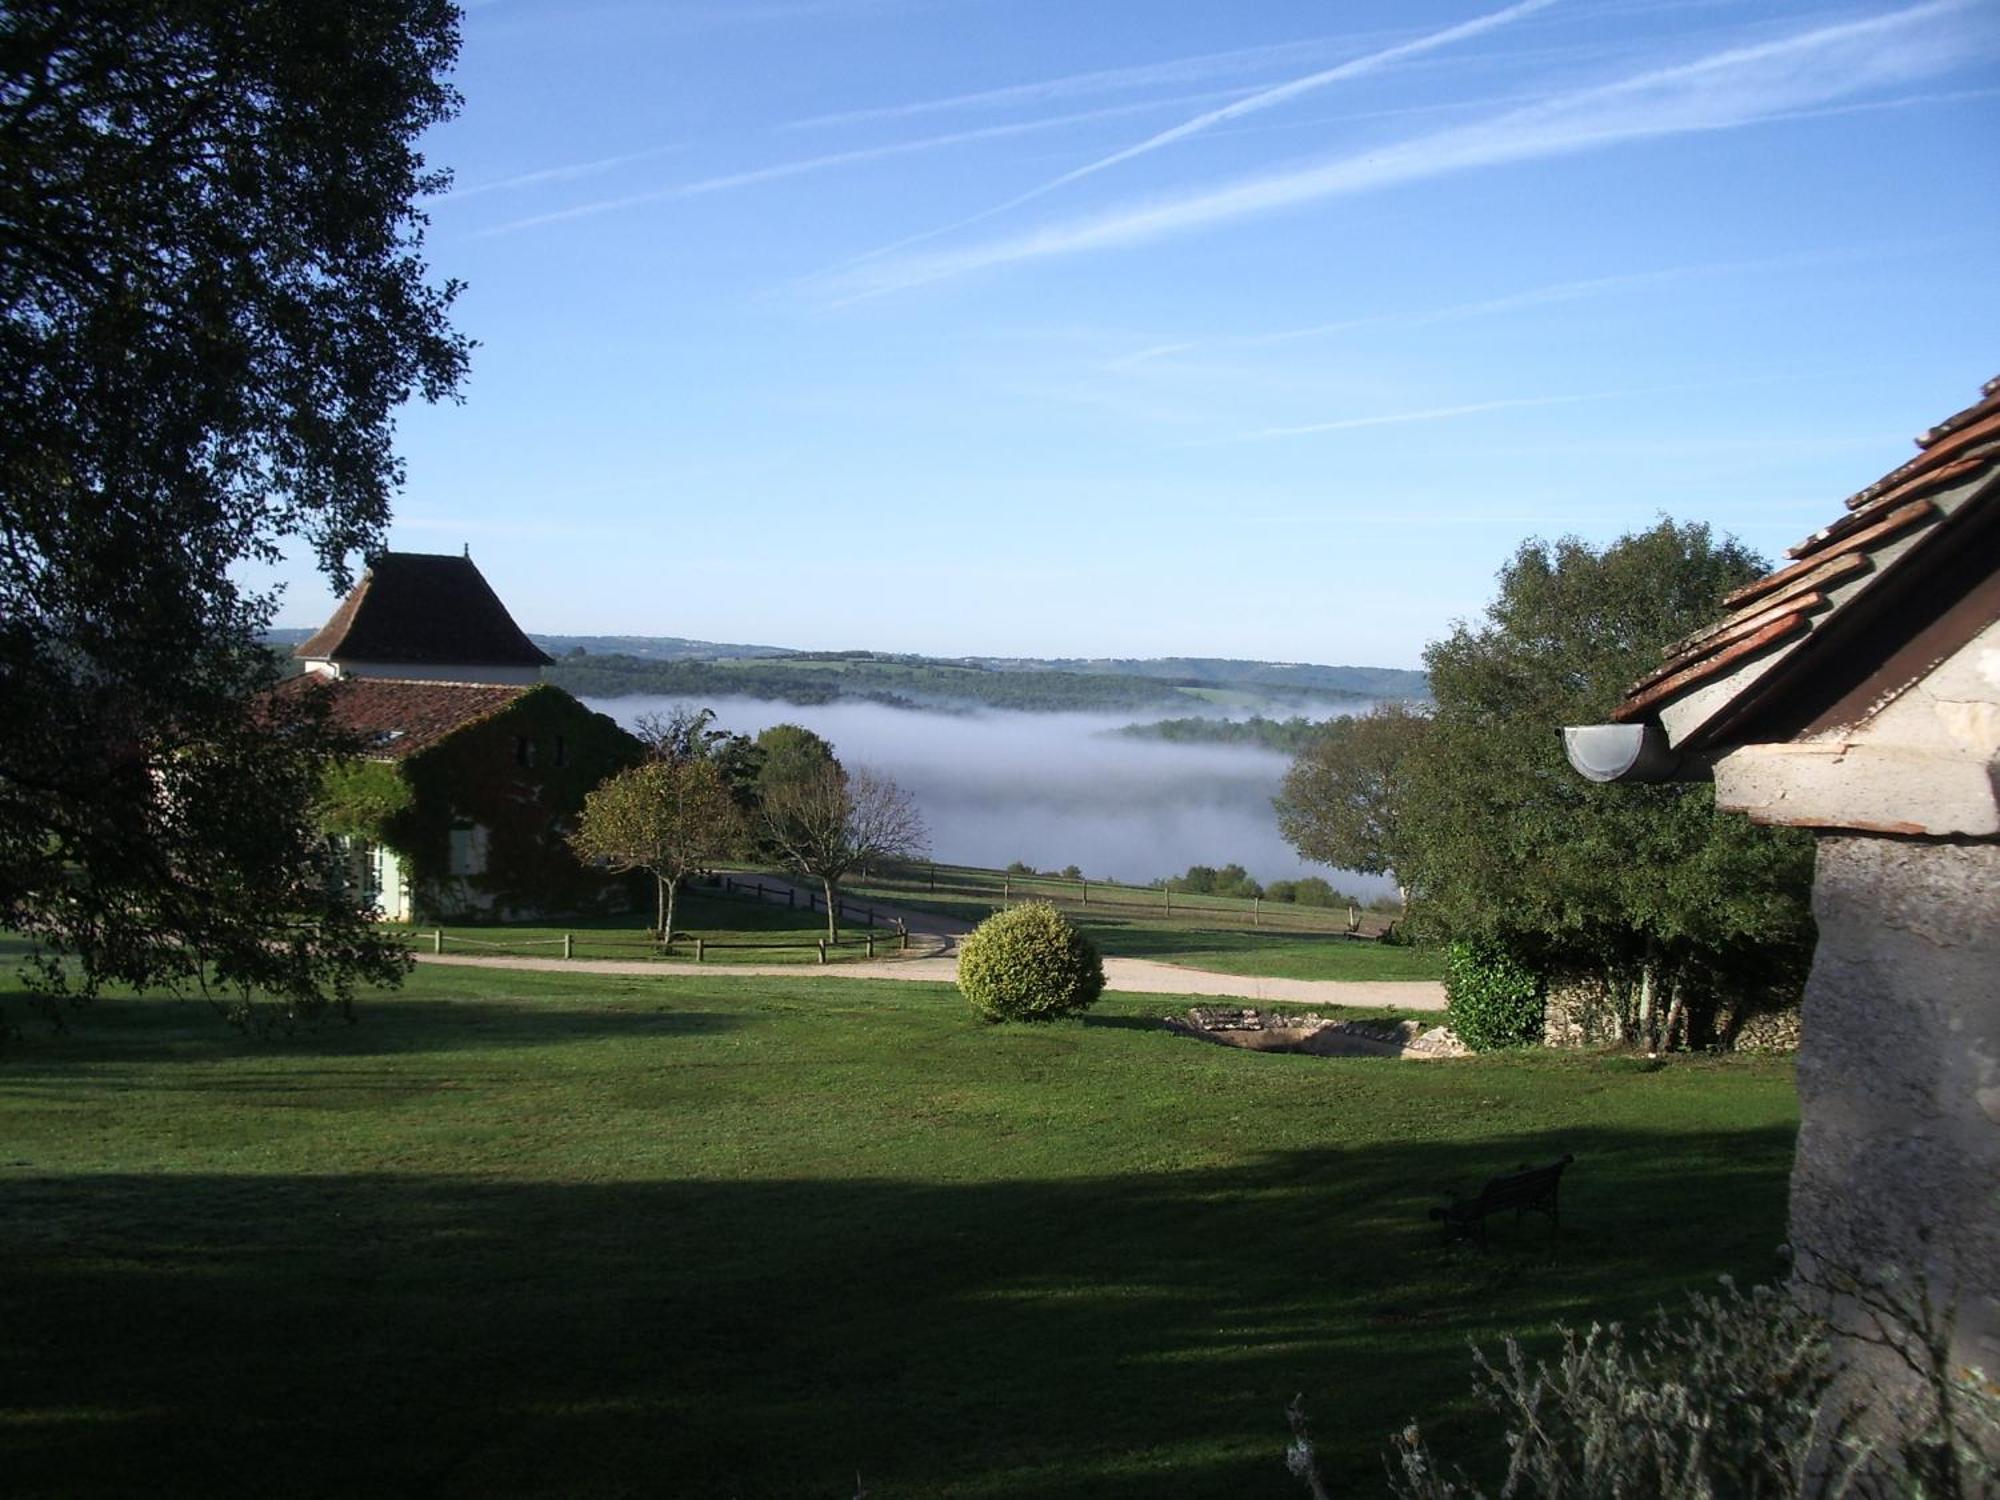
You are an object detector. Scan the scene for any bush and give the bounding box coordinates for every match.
[1292,876,1338,908]
[958,901,1105,1023]
[1443,939,1543,1050]
[1365,1274,2000,1500]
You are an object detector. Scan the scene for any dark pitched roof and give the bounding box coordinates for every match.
[278,675,530,759]
[1610,375,2000,749]
[294,552,554,669]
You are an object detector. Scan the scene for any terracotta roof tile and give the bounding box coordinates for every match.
[295,552,553,669]
[1611,614,1810,723]
[1612,375,2000,729]
[1722,499,1935,611]
[278,675,528,759]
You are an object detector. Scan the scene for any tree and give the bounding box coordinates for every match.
[0,1,469,1020]
[759,763,927,941]
[1274,703,1430,890]
[1395,521,1817,1048]
[568,759,745,940]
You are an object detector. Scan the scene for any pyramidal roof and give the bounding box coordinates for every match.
[294,552,554,670]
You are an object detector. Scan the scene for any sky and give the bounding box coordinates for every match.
[255,0,2000,668]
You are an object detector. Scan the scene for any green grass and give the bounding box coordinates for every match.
[384,884,905,965]
[1,964,1795,1498]
[1082,920,1444,979]
[842,863,1442,982]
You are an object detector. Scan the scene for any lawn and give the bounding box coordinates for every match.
[840,863,1443,981]
[0,965,1797,1498]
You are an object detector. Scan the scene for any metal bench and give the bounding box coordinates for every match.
[1430,1154,1573,1247]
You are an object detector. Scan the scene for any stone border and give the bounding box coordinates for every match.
[1166,1007,1469,1060]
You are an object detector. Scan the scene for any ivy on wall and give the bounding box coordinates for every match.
[326,686,643,921]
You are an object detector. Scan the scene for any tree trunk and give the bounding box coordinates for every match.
[656,873,668,940]
[662,874,679,946]
[822,878,839,942]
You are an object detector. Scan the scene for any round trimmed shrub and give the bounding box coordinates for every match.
[1443,938,1545,1050]
[958,901,1105,1023]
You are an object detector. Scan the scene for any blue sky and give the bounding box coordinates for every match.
[258,0,2000,668]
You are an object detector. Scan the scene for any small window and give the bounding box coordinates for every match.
[448,823,489,876]
[514,735,535,767]
[553,734,568,768]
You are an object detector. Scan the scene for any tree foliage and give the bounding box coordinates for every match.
[568,758,745,939]
[1396,521,1816,1046]
[1275,703,1431,880]
[759,762,927,940]
[0,0,469,1019]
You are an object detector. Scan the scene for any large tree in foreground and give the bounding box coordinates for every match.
[1397,521,1817,1048]
[760,764,927,942]
[569,759,746,941]
[0,1,470,1018]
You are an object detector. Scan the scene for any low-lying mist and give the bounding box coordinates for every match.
[588,696,1393,898]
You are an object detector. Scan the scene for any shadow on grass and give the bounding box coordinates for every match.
[0,1124,1797,1500]
[0,994,747,1062]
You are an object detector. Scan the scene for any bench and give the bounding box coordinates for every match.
[1430,1154,1573,1247]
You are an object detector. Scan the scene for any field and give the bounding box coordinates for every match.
[843,862,1444,981]
[385,883,907,965]
[0,962,1798,1498]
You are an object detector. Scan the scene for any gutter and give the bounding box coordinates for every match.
[1561,722,1681,784]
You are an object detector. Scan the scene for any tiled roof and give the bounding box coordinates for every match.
[294,552,554,669]
[1611,375,2000,732]
[278,675,529,759]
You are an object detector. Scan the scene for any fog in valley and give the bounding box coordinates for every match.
[589,696,1394,899]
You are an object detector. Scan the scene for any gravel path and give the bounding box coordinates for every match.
[415,882,1447,1013]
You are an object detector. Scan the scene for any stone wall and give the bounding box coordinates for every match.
[1788,835,2000,1436]
[1540,969,1803,1052]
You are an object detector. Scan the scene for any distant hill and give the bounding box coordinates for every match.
[968,656,1428,700]
[263,628,1427,713]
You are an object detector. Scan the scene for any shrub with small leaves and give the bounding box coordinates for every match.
[1443,939,1543,1050]
[958,901,1104,1023]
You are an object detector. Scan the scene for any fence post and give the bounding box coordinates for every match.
[432,928,443,955]
[898,920,908,953]
[1254,898,1260,927]
[787,886,795,908]
[817,938,828,965]
[1081,879,1088,906]
[1164,889,1171,916]
[928,862,936,891]
[1003,877,1011,903]
[866,934,875,959]
[695,938,705,964]
[563,932,573,960]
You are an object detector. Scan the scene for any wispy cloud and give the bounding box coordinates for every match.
[834,0,1993,297]
[813,0,1559,276]
[475,92,1250,237]
[431,144,684,203]
[1231,391,1623,443]
[782,31,1408,130]
[1109,243,1928,365]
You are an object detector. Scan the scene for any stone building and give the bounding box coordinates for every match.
[1564,376,1998,1427]
[284,552,641,920]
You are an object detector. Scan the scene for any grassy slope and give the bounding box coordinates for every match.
[1,966,1795,1498]
[843,865,1443,982]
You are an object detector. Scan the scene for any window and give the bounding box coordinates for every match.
[514,735,535,767]
[448,823,489,876]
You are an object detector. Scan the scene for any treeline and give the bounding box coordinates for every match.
[545,653,1208,712]
[1117,715,1332,752]
[1153,862,1389,909]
